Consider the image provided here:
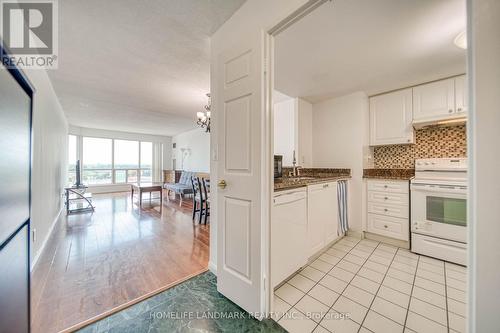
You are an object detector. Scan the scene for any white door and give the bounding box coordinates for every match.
[215,34,265,315]
[413,78,455,122]
[324,182,339,244]
[455,75,468,117]
[369,88,413,146]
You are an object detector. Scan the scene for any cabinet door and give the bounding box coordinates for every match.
[324,182,339,244]
[413,78,455,122]
[307,185,326,256]
[369,88,413,146]
[455,75,468,117]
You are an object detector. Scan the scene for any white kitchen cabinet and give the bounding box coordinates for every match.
[307,181,338,256]
[455,75,468,117]
[413,78,455,122]
[366,179,409,241]
[413,76,467,125]
[369,88,414,146]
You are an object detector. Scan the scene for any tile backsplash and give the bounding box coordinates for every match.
[374,124,467,169]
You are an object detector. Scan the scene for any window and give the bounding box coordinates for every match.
[82,137,112,184]
[140,141,152,182]
[68,135,157,185]
[114,140,140,183]
[67,135,77,184]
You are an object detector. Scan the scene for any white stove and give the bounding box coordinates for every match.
[411,158,468,265]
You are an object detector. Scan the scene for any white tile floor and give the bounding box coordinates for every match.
[273,236,467,333]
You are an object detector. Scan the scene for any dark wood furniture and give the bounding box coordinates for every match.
[191,177,210,224]
[163,170,182,184]
[131,183,163,212]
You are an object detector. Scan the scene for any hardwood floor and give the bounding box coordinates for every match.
[31,191,209,333]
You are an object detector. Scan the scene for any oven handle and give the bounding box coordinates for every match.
[411,183,467,195]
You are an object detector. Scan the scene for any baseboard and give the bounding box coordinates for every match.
[208,260,217,275]
[364,231,410,249]
[31,206,63,271]
[346,229,363,240]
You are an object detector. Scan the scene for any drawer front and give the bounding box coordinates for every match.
[367,214,409,241]
[368,191,408,206]
[367,180,408,194]
[368,202,408,219]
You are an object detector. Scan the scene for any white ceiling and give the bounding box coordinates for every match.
[50,0,246,136]
[275,0,467,103]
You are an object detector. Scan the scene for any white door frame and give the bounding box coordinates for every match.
[263,0,330,316]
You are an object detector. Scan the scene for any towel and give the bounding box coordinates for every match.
[337,180,349,235]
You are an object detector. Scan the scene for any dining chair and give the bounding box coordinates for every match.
[201,178,210,224]
[191,176,203,222]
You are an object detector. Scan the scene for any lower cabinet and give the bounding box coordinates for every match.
[366,179,409,241]
[307,181,339,257]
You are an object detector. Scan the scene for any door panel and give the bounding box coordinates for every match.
[224,198,251,280]
[0,67,31,245]
[369,88,413,145]
[216,33,264,315]
[413,78,455,122]
[0,224,29,333]
[455,75,468,116]
[225,96,251,172]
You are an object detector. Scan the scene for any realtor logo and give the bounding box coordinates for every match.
[1,0,58,69]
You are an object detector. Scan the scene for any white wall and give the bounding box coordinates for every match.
[312,92,370,233]
[469,0,500,330]
[26,69,68,268]
[274,98,296,166]
[172,128,210,172]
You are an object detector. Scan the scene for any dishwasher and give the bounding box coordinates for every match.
[271,187,308,288]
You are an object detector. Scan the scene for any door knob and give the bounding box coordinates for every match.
[218,180,227,189]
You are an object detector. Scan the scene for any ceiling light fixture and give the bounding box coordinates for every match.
[196,93,211,133]
[454,31,467,49]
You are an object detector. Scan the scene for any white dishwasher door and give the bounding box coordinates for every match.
[271,188,308,288]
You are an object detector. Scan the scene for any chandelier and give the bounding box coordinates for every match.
[197,93,211,133]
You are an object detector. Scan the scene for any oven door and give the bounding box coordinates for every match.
[411,183,467,243]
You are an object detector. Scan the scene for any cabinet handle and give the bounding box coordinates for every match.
[384,225,388,228]
[458,108,463,112]
[323,184,329,188]
[384,185,388,188]
[384,208,388,212]
[448,109,453,113]
[384,197,388,200]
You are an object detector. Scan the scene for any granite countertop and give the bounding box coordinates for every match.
[275,168,351,191]
[363,168,415,180]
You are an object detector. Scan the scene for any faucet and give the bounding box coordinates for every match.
[291,150,301,177]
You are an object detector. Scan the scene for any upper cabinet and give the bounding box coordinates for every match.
[369,88,414,146]
[413,75,467,126]
[454,75,468,118]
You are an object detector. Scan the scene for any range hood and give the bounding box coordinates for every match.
[413,116,467,129]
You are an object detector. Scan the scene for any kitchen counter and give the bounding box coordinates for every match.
[275,168,351,191]
[363,168,414,180]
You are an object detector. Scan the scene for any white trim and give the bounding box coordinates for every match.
[31,206,63,271]
[208,261,217,275]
